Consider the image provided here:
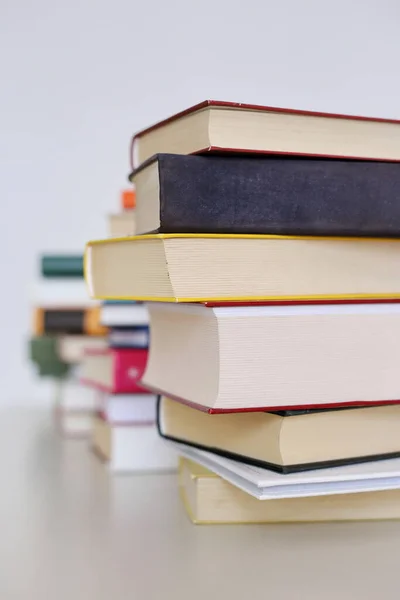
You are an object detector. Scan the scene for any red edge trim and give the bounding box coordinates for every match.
[134,100,400,140]
[81,378,112,393]
[141,383,400,413]
[130,99,400,169]
[81,378,147,395]
[130,146,400,172]
[84,348,111,357]
[83,347,147,357]
[203,298,400,308]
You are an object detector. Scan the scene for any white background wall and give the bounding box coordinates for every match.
[0,0,399,404]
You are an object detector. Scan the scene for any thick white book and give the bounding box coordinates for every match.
[100,393,157,424]
[93,416,176,473]
[143,302,400,411]
[169,442,400,500]
[100,303,149,327]
[30,279,96,306]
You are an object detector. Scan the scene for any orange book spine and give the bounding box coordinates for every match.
[33,308,44,335]
[84,307,108,336]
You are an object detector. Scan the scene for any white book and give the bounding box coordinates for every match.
[56,377,99,411]
[100,303,149,327]
[143,302,400,411]
[30,279,96,306]
[169,442,400,500]
[100,393,157,424]
[57,335,108,363]
[56,409,94,438]
[93,416,176,473]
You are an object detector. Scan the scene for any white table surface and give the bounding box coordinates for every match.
[1,409,399,600]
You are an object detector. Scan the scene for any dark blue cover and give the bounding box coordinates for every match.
[137,154,400,236]
[108,326,149,349]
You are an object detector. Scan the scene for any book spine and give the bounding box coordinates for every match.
[155,155,400,236]
[33,309,85,335]
[33,308,107,336]
[41,255,84,278]
[29,336,58,362]
[113,349,149,393]
[108,327,149,348]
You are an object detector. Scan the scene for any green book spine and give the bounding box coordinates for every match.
[41,255,84,278]
[29,336,70,378]
[29,336,58,362]
[38,363,70,378]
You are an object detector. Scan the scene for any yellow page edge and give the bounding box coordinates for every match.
[87,293,400,303]
[85,233,400,246]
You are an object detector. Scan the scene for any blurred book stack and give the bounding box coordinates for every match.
[85,100,400,523]
[29,254,107,436]
[81,191,176,472]
[108,189,137,237]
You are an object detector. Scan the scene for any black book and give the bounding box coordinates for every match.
[130,153,400,236]
[43,309,85,335]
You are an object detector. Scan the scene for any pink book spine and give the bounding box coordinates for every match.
[113,348,149,393]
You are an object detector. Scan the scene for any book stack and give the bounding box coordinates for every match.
[84,100,400,523]
[81,192,176,472]
[29,254,107,437]
[108,189,136,237]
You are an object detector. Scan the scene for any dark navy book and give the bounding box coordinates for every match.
[108,326,149,349]
[130,153,400,236]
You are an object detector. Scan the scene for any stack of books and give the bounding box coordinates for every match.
[84,100,400,523]
[81,192,176,472]
[29,254,107,436]
[108,189,136,237]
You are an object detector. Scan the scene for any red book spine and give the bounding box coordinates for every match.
[113,348,149,394]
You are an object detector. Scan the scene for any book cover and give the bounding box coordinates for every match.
[82,348,149,394]
[84,233,400,303]
[172,442,400,500]
[114,348,148,393]
[131,100,400,168]
[144,384,400,414]
[108,327,149,349]
[156,397,400,474]
[29,336,71,378]
[179,458,400,524]
[131,154,400,236]
[41,255,84,278]
[34,307,107,336]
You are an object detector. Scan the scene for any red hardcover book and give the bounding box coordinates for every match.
[130,100,400,169]
[81,348,148,394]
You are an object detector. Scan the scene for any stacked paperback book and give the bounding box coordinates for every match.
[29,254,107,436]
[81,191,176,472]
[85,100,400,523]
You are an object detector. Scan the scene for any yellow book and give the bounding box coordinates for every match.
[84,234,400,302]
[179,458,400,524]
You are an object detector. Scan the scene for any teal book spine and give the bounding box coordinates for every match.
[41,255,84,278]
